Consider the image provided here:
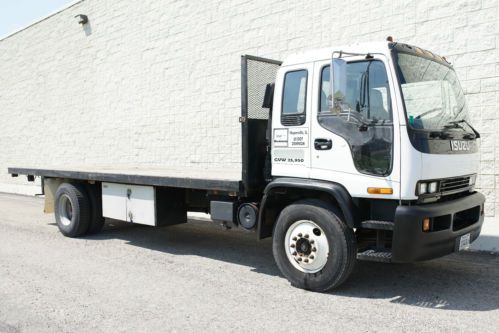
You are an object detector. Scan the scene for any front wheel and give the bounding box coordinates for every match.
[272,200,357,292]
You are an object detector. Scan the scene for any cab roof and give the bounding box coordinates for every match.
[281,41,452,68]
[281,41,393,66]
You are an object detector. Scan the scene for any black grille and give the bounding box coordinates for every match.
[453,206,480,231]
[440,176,471,194]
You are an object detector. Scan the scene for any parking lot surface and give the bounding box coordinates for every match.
[1,193,498,332]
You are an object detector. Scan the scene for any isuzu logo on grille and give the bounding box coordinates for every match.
[451,140,470,151]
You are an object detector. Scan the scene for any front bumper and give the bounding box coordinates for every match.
[392,192,485,262]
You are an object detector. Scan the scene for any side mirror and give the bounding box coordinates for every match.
[330,58,347,114]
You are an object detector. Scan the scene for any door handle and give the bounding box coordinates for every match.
[314,138,332,150]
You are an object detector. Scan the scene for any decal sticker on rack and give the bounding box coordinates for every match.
[273,128,309,148]
[288,128,309,148]
[273,128,288,147]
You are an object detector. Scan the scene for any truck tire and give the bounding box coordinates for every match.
[54,183,91,237]
[272,199,356,292]
[85,183,105,235]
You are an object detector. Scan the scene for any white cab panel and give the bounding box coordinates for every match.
[398,127,422,200]
[398,130,480,200]
[420,152,479,180]
[271,62,314,179]
[102,183,156,226]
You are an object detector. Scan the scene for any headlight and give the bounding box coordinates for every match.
[469,174,476,186]
[418,182,428,195]
[428,181,438,193]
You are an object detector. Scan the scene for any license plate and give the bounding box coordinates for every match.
[458,233,471,251]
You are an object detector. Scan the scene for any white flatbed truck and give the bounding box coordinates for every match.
[9,40,485,291]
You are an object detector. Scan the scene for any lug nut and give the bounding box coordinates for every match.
[312,247,317,252]
[290,243,295,248]
[292,251,297,256]
[304,234,309,238]
[310,255,314,259]
[310,240,315,244]
[292,237,297,241]
[298,233,302,237]
[304,259,309,263]
[298,257,302,262]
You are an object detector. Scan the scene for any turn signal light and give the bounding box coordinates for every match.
[367,187,393,195]
[422,217,431,232]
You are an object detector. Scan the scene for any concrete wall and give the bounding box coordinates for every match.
[0,0,498,246]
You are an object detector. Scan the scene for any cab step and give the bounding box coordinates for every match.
[357,249,393,263]
[360,220,394,230]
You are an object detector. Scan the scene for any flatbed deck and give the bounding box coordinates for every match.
[8,165,242,192]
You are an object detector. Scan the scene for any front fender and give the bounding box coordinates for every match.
[257,178,358,239]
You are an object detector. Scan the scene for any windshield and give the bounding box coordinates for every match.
[396,53,472,133]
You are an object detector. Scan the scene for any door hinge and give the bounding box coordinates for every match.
[239,116,246,123]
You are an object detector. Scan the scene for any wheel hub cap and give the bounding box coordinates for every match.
[58,194,73,226]
[284,220,329,273]
[296,238,312,255]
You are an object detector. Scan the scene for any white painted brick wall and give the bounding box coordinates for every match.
[0,0,498,220]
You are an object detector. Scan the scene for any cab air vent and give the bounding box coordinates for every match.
[281,115,305,126]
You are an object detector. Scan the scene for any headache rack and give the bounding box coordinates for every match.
[240,55,281,197]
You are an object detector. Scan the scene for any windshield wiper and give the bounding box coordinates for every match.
[358,119,377,131]
[415,107,441,119]
[462,133,477,140]
[358,118,391,131]
[444,119,481,139]
[443,121,466,130]
[429,131,452,139]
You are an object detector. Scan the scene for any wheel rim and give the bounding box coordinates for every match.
[58,194,73,226]
[284,220,329,273]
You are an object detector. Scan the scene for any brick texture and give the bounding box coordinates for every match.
[0,0,498,216]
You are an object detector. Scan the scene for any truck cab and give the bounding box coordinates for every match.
[255,41,484,289]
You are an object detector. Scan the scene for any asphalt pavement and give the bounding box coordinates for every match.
[1,193,498,332]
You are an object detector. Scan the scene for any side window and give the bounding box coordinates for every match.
[318,61,393,177]
[282,70,307,126]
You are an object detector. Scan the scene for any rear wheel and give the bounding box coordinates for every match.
[272,200,357,292]
[54,183,91,237]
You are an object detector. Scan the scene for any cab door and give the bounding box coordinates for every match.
[310,56,401,199]
[271,63,314,178]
